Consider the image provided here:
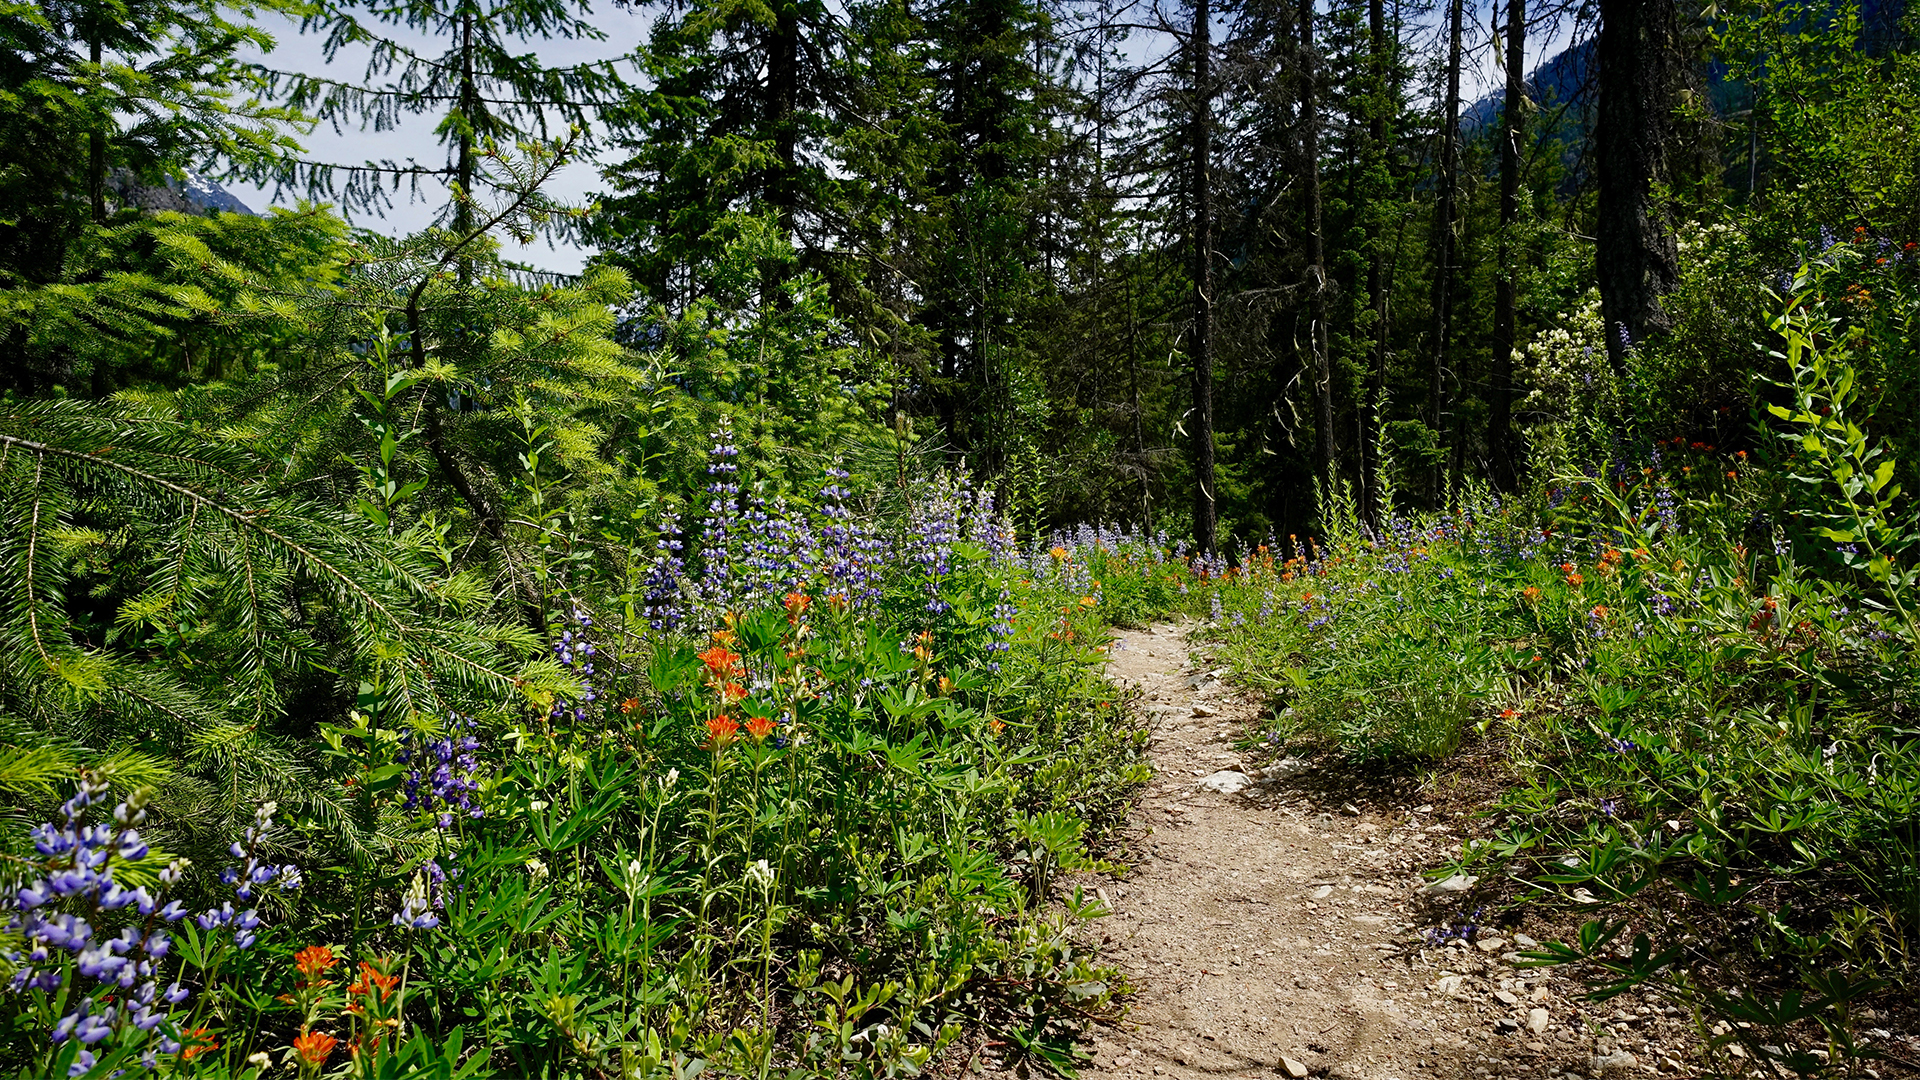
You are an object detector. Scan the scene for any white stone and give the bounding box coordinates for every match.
[1591,1051,1638,1074]
[1197,770,1251,794]
[1423,874,1478,896]
[1528,1008,1550,1035]
[1254,757,1309,782]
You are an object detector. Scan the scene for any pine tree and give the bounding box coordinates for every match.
[0,0,304,393]
[590,0,839,308]
[1188,0,1219,552]
[261,0,624,224]
[1300,0,1335,496]
[1489,0,1526,488]
[1427,0,1466,506]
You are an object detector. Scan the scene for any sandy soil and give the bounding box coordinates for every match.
[1078,622,1689,1080]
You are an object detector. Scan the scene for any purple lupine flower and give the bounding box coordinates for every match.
[399,714,486,823]
[5,778,289,1062]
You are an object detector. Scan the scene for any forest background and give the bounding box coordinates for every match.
[9,0,1915,547]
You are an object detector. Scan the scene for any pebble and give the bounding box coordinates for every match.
[1279,1055,1311,1078]
[1423,874,1478,896]
[1513,933,1538,948]
[1494,990,1520,1006]
[1255,757,1308,781]
[1591,1051,1638,1074]
[1192,704,1219,718]
[1497,1018,1521,1032]
[1476,937,1508,953]
[1196,770,1251,794]
[1529,1008,1551,1035]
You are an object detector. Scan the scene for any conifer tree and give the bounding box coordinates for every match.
[0,0,304,392]
[1426,0,1465,506]
[1489,0,1526,488]
[1300,0,1335,495]
[261,0,624,223]
[590,0,840,308]
[1594,0,1684,373]
[1189,0,1219,552]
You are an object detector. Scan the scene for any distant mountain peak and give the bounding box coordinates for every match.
[109,172,257,217]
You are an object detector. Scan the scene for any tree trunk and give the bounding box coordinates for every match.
[1190,0,1218,555]
[1426,0,1464,508]
[456,11,476,239]
[1363,0,1390,525]
[771,1,798,236]
[89,37,106,224]
[1490,0,1525,490]
[762,1,800,308]
[1301,0,1334,498]
[1595,0,1683,375]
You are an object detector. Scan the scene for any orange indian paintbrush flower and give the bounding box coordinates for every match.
[294,1030,339,1067]
[706,715,741,747]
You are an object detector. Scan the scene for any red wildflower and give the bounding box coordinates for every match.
[294,1031,339,1067]
[746,715,777,742]
[784,592,811,621]
[706,715,741,748]
[294,945,337,985]
[698,645,741,676]
[181,1028,219,1061]
[348,961,399,1000]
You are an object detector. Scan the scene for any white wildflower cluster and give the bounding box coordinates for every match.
[1517,292,1611,419]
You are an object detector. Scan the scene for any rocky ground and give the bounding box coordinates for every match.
[1071,622,1813,1080]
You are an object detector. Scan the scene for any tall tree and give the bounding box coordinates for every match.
[268,0,622,224]
[0,0,301,393]
[1359,0,1397,522]
[1489,0,1525,488]
[1593,0,1684,373]
[592,0,838,307]
[1190,0,1219,553]
[1426,0,1465,505]
[1299,0,1334,495]
[918,0,1048,469]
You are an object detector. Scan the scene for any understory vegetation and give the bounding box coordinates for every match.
[1191,246,1920,1077]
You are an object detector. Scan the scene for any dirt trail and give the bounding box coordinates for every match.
[1081,622,1662,1080]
